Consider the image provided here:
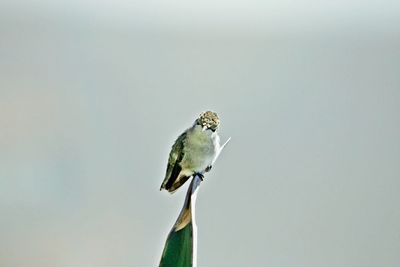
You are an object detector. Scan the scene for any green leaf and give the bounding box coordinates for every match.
[159,176,202,267]
[159,223,193,267]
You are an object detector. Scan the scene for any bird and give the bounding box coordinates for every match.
[160,111,222,193]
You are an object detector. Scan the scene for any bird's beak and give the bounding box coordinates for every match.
[202,126,207,132]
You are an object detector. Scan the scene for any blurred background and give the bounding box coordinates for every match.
[1,1,399,266]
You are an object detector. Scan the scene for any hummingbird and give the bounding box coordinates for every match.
[160,111,223,193]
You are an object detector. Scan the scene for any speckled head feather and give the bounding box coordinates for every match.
[195,111,220,131]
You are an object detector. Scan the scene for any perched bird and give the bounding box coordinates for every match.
[160,111,222,193]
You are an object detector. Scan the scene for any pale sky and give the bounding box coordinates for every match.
[1,0,400,32]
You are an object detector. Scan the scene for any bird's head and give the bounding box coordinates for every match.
[195,111,220,132]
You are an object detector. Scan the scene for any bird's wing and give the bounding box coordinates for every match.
[160,131,187,191]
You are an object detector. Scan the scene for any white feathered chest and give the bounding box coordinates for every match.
[181,125,220,173]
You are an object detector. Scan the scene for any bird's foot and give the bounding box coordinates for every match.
[195,172,204,181]
[205,165,212,172]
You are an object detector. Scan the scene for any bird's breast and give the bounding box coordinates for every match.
[181,127,217,171]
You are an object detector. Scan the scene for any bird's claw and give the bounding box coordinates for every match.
[195,172,204,181]
[205,165,212,172]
